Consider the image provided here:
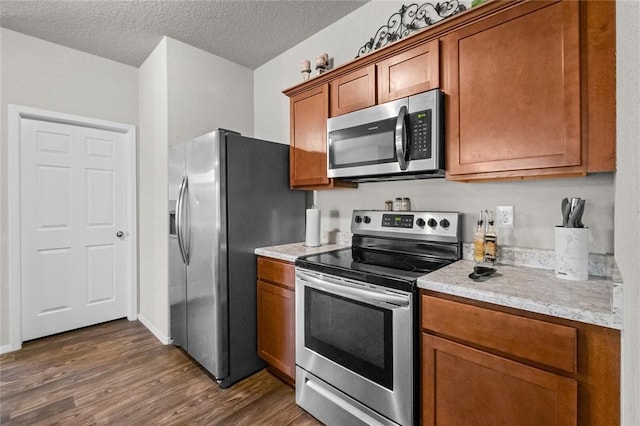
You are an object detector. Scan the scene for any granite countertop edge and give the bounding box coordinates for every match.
[254,241,350,263]
[418,260,621,330]
[255,245,621,330]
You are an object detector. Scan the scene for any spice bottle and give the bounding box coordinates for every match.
[401,197,411,211]
[393,197,402,211]
[484,210,497,264]
[473,210,485,263]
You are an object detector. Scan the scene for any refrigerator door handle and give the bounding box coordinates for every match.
[182,176,191,265]
[176,176,188,265]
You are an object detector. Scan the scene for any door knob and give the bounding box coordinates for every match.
[116,231,124,238]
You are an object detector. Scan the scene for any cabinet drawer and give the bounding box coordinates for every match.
[257,257,295,289]
[421,295,577,373]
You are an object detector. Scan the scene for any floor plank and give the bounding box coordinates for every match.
[0,319,322,425]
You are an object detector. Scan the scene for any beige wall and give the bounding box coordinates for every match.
[616,1,640,424]
[137,38,170,341]
[167,38,254,145]
[136,37,255,341]
[0,28,138,349]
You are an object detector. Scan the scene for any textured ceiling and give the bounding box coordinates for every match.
[0,0,369,69]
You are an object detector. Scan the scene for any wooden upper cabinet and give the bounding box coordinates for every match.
[329,64,376,117]
[284,0,615,184]
[289,84,356,189]
[377,39,440,104]
[443,0,583,180]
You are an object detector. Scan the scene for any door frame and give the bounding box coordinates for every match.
[8,105,138,352]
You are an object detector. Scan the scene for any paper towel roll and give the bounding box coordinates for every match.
[305,208,321,247]
[554,226,589,281]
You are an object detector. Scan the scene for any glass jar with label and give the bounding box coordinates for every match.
[393,197,402,211]
[401,197,411,211]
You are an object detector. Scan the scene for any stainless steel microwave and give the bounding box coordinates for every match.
[327,89,444,181]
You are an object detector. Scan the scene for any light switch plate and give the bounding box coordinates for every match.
[496,205,514,228]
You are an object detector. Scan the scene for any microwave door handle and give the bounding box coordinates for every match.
[395,105,409,170]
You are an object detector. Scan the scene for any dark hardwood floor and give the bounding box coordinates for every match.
[0,319,323,425]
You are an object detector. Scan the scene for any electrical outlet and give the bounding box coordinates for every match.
[496,205,514,228]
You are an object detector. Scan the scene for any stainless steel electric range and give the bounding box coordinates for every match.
[295,210,462,426]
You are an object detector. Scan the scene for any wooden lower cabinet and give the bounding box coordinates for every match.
[256,257,296,386]
[422,334,577,426]
[420,291,620,425]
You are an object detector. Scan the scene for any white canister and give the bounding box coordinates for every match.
[554,226,589,281]
[305,207,321,247]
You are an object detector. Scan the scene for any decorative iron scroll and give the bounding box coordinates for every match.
[356,1,468,58]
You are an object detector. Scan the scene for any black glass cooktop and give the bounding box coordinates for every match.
[295,246,453,292]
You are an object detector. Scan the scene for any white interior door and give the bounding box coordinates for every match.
[20,118,128,341]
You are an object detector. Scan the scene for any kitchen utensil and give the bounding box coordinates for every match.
[570,197,580,213]
[575,199,585,227]
[561,198,571,227]
[567,199,585,228]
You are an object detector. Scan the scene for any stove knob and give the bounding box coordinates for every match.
[440,218,450,228]
[355,215,362,223]
[363,216,371,224]
[427,218,437,228]
[416,218,426,227]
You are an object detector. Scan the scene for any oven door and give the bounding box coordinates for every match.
[295,268,414,426]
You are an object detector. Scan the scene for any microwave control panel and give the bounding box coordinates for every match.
[409,109,432,160]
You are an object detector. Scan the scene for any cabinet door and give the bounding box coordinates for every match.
[329,65,376,117]
[422,333,577,426]
[289,84,330,188]
[257,279,295,383]
[377,39,439,103]
[443,0,581,179]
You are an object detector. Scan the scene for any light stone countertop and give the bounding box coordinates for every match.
[418,259,622,330]
[254,241,350,263]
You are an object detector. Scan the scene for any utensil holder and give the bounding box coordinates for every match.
[554,227,589,281]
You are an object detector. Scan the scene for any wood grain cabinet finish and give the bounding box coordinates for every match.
[420,291,620,426]
[257,257,296,386]
[377,39,440,104]
[284,0,615,184]
[288,85,356,189]
[422,333,577,426]
[422,295,577,373]
[443,0,583,180]
[329,64,376,117]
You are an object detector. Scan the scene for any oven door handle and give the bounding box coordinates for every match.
[296,271,410,307]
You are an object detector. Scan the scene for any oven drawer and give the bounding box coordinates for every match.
[421,295,577,373]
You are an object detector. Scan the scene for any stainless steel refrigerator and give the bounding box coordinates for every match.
[168,129,305,388]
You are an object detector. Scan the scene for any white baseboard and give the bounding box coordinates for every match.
[137,314,171,345]
[0,344,16,354]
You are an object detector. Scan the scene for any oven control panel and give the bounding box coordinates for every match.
[381,213,415,228]
[352,210,460,242]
